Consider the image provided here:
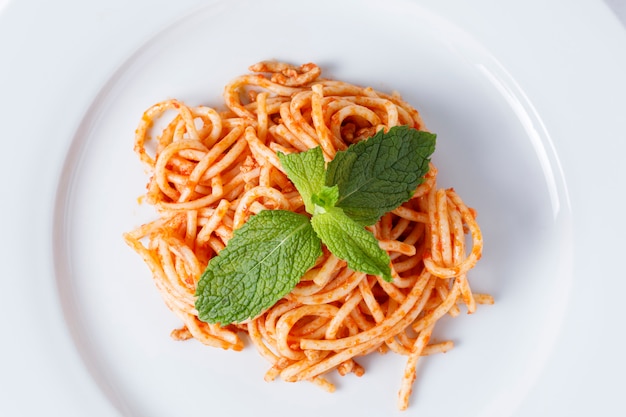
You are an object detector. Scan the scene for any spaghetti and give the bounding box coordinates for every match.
[124,61,491,410]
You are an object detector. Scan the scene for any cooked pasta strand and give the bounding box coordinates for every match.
[125,61,489,411]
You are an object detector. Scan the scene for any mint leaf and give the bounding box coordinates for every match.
[195,210,321,324]
[278,147,326,214]
[311,185,339,214]
[310,207,392,281]
[325,125,436,226]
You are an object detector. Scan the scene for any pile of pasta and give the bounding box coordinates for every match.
[124,61,490,410]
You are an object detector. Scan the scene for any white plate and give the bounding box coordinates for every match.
[2,1,626,416]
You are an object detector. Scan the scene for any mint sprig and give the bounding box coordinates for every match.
[195,125,436,324]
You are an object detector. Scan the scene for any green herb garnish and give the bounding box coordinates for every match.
[327,125,436,226]
[195,125,436,324]
[194,210,321,325]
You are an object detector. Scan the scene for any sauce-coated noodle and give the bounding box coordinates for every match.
[124,61,491,410]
